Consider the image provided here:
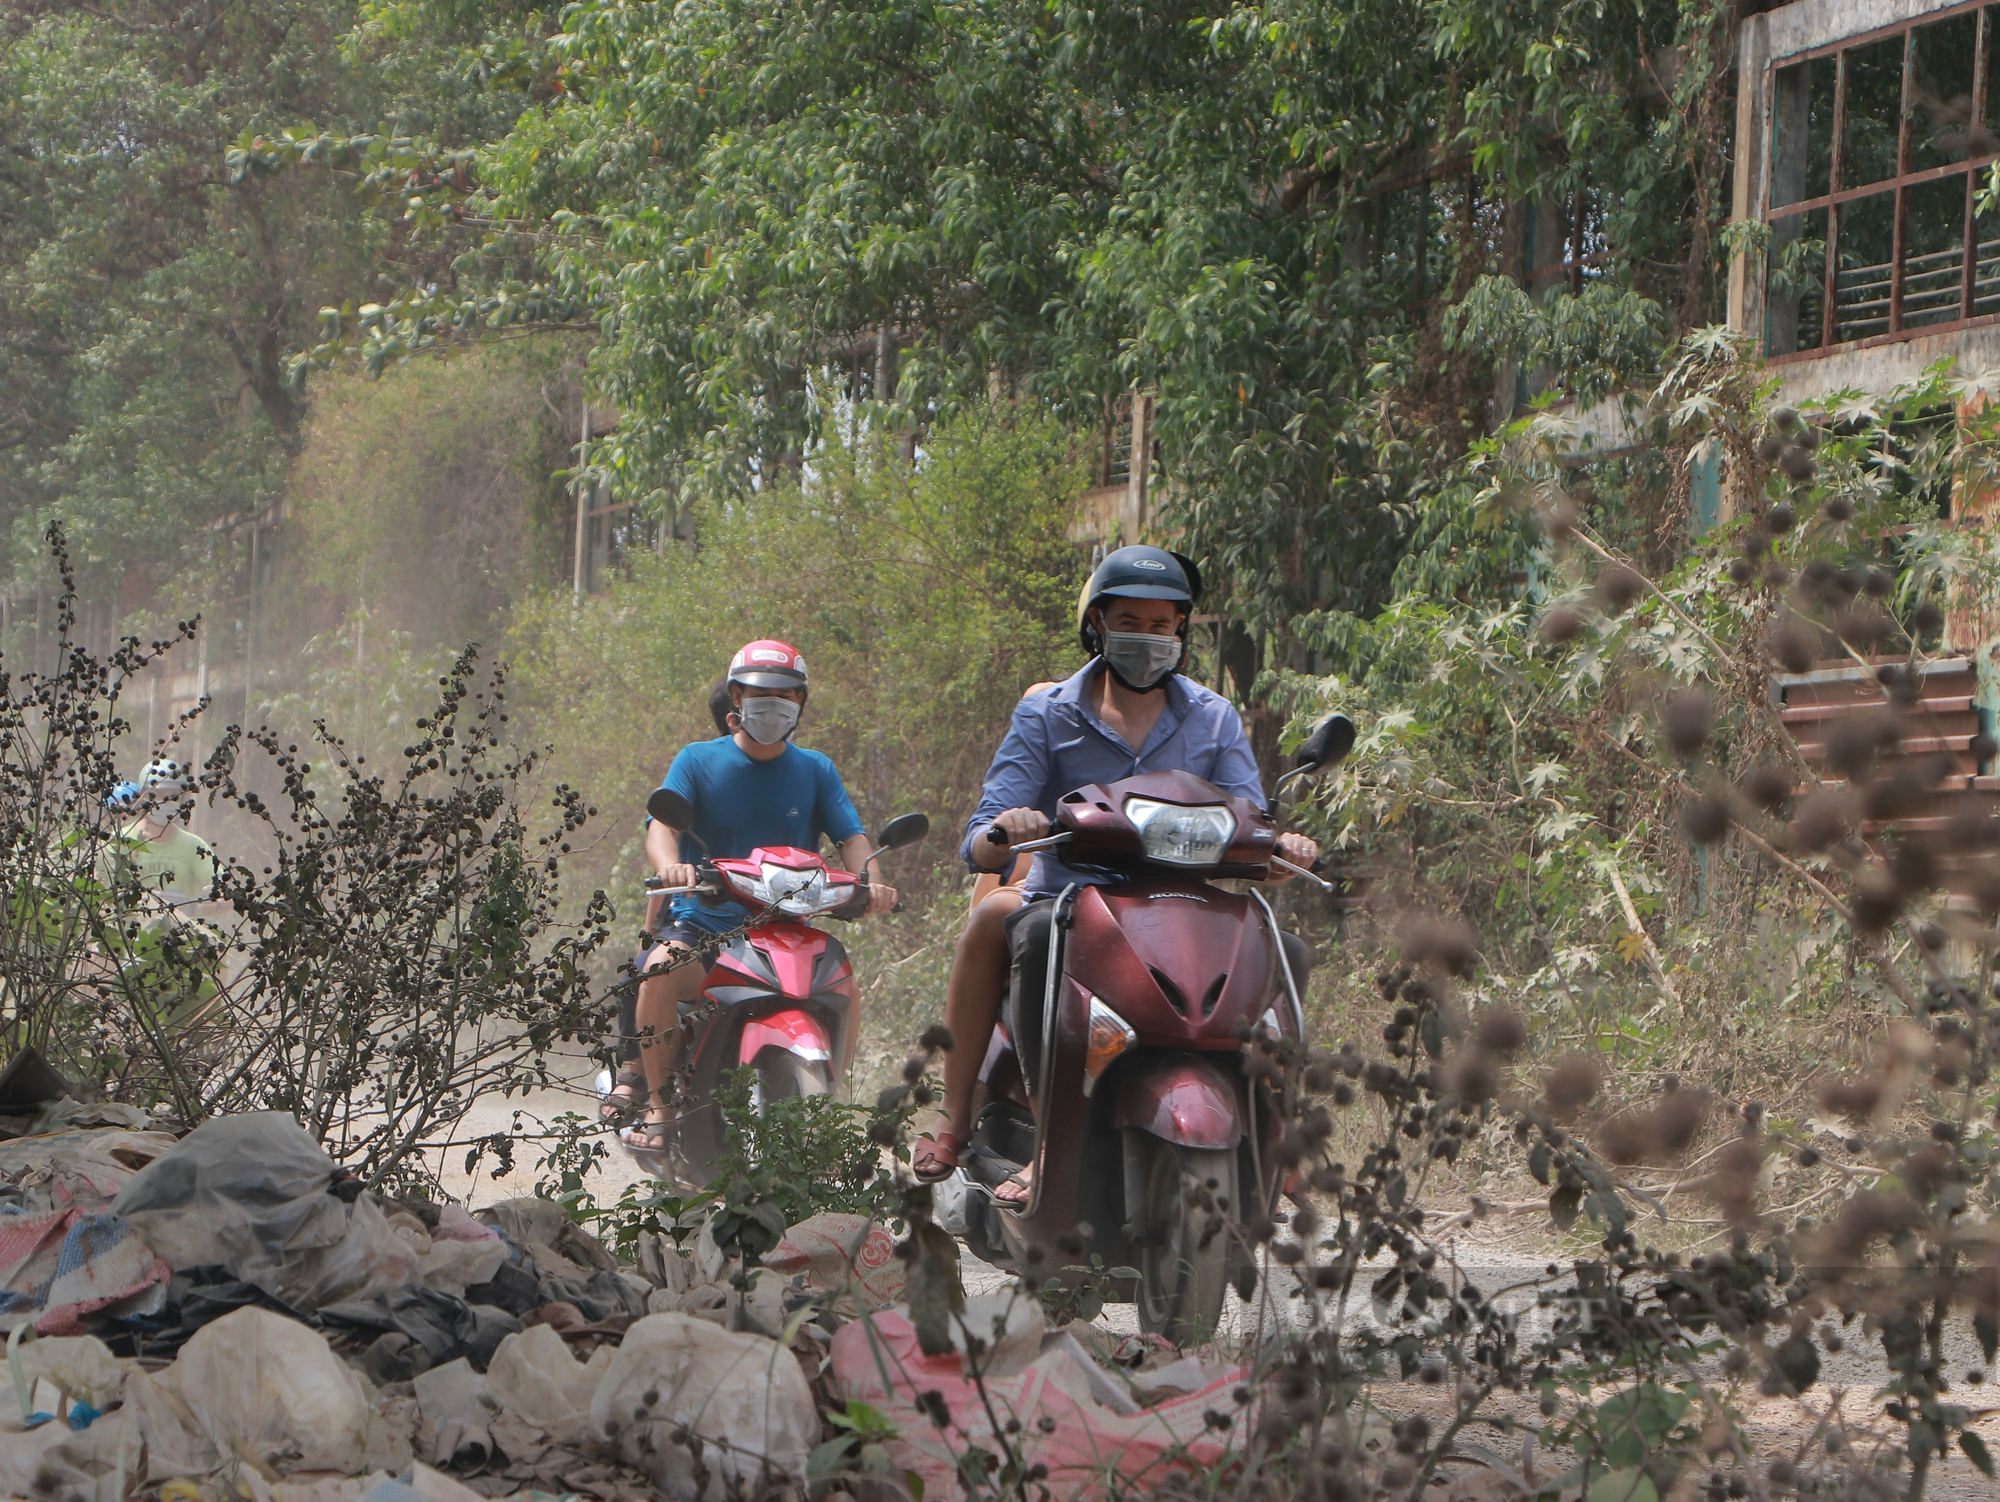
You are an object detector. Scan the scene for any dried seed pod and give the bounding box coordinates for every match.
[1865,772,1926,823]
[1772,407,1800,433]
[1598,1089,1710,1166]
[1595,564,1644,615]
[1848,867,1904,935]
[1474,1009,1528,1055]
[1799,423,1823,450]
[1817,1077,1883,1119]
[1767,501,1796,534]
[1831,605,1893,648]
[1396,913,1480,977]
[1888,837,1936,892]
[1824,710,1898,778]
[1761,561,1792,589]
[1945,810,2000,851]
[1740,529,1771,559]
[1969,857,2000,917]
[1784,788,1855,854]
[1913,602,1945,638]
[1684,795,1730,844]
[1543,1054,1603,1119]
[1727,557,1755,586]
[1535,491,1581,540]
[1825,495,1855,523]
[1742,763,1792,810]
[1780,446,1817,482]
[1663,686,1713,755]
[1770,616,1819,674]
[1755,434,1784,463]
[1539,606,1583,644]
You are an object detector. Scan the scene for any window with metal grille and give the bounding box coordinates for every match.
[1765,2,2000,357]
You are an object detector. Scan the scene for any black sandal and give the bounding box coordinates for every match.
[599,1067,648,1127]
[624,1119,674,1154]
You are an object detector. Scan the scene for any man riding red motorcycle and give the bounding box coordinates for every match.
[912,545,1343,1340]
[616,639,899,1163]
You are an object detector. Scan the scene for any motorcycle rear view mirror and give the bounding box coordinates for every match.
[647,787,696,829]
[1295,713,1356,771]
[876,812,930,850]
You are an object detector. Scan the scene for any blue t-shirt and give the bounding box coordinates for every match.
[658,737,866,933]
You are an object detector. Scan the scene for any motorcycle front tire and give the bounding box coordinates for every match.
[751,1047,831,1104]
[1124,1128,1234,1346]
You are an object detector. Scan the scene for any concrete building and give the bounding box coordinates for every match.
[1730,0,2000,831]
[1730,0,2000,404]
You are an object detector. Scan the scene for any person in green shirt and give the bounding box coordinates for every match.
[95,760,221,1028]
[101,760,217,906]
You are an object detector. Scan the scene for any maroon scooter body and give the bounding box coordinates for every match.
[967,769,1304,1288]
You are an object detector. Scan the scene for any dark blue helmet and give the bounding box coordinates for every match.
[1077,545,1203,654]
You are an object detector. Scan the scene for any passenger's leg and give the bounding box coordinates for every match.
[913,886,1024,1177]
[599,981,649,1125]
[632,939,708,1146]
[994,903,1055,1205]
[605,893,672,1123]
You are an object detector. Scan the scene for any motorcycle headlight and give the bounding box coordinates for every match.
[756,863,829,916]
[1122,797,1235,867]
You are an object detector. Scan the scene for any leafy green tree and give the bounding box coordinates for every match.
[0,0,547,597]
[313,0,1737,681]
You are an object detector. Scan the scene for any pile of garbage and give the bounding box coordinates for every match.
[0,1066,1245,1502]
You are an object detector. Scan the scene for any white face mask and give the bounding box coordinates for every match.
[1101,630,1183,691]
[736,695,801,745]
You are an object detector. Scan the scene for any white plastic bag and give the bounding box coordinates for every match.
[161,1306,413,1475]
[13,1334,133,1412]
[415,1236,508,1298]
[590,1313,815,1501]
[484,1323,600,1450]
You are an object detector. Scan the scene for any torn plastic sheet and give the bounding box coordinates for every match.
[829,1308,1248,1500]
[111,1114,418,1311]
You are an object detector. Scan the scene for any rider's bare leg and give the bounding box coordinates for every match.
[633,940,706,1142]
[916,887,1024,1177]
[606,895,671,1119]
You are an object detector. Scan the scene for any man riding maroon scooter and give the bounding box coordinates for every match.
[914,546,1350,1341]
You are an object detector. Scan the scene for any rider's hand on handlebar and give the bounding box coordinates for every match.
[656,862,701,891]
[865,882,900,915]
[1268,831,1320,884]
[975,808,1051,869]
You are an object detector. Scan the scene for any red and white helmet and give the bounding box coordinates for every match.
[728,639,808,690]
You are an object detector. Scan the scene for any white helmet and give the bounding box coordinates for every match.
[137,759,190,797]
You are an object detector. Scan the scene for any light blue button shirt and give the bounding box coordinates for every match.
[960,661,1266,894]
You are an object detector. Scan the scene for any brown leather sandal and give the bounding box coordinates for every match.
[912,1130,965,1182]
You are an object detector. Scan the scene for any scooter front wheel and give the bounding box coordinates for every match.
[1125,1130,1235,1347]
[750,1047,831,1107]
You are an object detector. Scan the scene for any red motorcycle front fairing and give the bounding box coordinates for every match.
[975,879,1302,1282]
[1064,882,1278,1050]
[1108,1055,1241,1149]
[675,916,858,1182]
[739,1008,833,1065]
